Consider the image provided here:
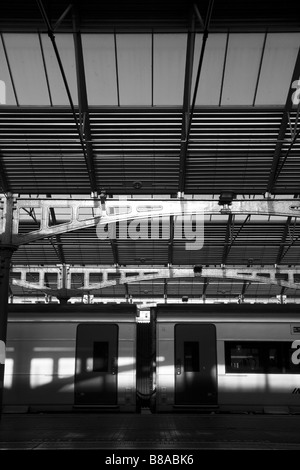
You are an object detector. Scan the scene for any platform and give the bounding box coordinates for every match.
[0,411,300,452]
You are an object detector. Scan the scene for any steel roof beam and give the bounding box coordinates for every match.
[178,1,214,195]
[10,264,300,293]
[222,213,234,264]
[4,196,300,245]
[72,7,98,196]
[0,105,288,114]
[36,0,97,195]
[188,0,214,138]
[178,8,196,195]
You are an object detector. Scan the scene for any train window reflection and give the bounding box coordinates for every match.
[3,358,13,388]
[184,341,199,372]
[93,341,109,372]
[225,341,300,374]
[227,343,260,372]
[58,358,75,377]
[30,358,53,388]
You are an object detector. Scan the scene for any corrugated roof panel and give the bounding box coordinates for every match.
[128,281,165,297]
[58,233,115,264]
[94,153,180,194]
[172,242,206,264]
[280,246,300,264]
[117,240,169,264]
[185,110,282,194]
[272,146,300,194]
[205,280,243,297]
[226,246,281,265]
[12,244,61,264]
[244,283,283,297]
[0,110,91,193]
[91,109,181,193]
[3,153,90,193]
[175,245,224,265]
[90,285,127,297]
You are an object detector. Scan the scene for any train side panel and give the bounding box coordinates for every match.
[154,304,300,413]
[4,322,76,408]
[3,305,137,412]
[217,320,300,412]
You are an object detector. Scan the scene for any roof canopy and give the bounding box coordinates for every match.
[1,0,300,306]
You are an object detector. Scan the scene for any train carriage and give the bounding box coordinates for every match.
[3,303,137,413]
[153,303,300,413]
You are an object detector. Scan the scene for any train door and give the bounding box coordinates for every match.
[74,324,118,406]
[175,324,217,406]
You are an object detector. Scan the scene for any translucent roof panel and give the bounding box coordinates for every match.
[153,34,187,105]
[221,33,265,105]
[116,34,152,106]
[82,34,118,105]
[255,32,300,105]
[41,33,78,106]
[193,33,227,106]
[2,33,50,105]
[2,31,299,108]
[0,35,17,105]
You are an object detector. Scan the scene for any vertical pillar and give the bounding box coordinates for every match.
[0,245,17,419]
[57,264,70,304]
[57,293,70,305]
[0,194,17,419]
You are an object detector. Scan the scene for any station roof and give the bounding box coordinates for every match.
[1,0,300,306]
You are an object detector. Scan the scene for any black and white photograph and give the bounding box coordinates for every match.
[0,0,300,461]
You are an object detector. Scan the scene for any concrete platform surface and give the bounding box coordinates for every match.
[0,411,300,451]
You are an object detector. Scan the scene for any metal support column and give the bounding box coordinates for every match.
[56,264,70,304]
[0,245,17,419]
[0,194,17,418]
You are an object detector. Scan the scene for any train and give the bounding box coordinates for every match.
[3,302,300,414]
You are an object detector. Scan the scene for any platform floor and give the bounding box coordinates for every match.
[0,411,300,452]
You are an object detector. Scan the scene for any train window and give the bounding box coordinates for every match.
[93,342,109,372]
[225,343,261,373]
[225,341,300,374]
[266,347,281,373]
[184,341,199,372]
